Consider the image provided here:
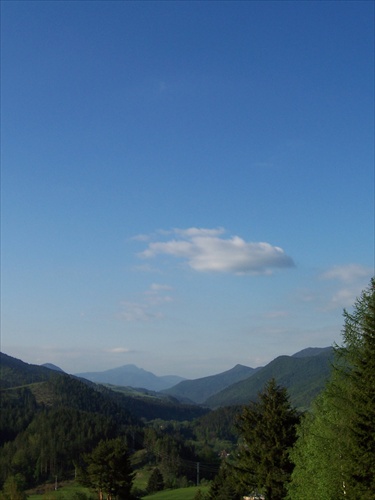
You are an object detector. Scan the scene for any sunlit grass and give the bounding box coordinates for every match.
[141,485,209,499]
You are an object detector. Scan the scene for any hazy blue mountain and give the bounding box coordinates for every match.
[75,364,186,391]
[204,347,334,410]
[162,364,258,404]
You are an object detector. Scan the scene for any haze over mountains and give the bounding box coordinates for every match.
[0,346,333,412]
[75,364,185,392]
[72,346,334,410]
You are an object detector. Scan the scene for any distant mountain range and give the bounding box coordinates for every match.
[0,352,207,423]
[75,364,185,391]
[72,346,334,410]
[0,346,334,412]
[162,364,260,404]
[204,347,334,409]
[160,347,333,410]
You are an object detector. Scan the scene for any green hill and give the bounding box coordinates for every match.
[0,352,210,492]
[205,347,334,410]
[162,364,257,404]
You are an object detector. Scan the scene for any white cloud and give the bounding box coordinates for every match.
[320,263,373,309]
[139,227,294,275]
[106,347,130,353]
[320,264,373,283]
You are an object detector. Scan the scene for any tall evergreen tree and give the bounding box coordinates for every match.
[84,438,134,500]
[288,278,375,499]
[234,379,299,499]
[342,278,375,497]
[147,467,164,493]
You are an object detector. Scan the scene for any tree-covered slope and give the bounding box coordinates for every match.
[0,352,58,389]
[205,348,334,409]
[162,364,257,404]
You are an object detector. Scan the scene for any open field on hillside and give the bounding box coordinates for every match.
[26,480,209,499]
[26,481,95,499]
[142,485,210,499]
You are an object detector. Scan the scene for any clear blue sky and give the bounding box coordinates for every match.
[1,0,374,378]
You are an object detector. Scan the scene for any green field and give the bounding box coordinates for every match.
[26,481,209,499]
[26,481,95,499]
[141,485,209,499]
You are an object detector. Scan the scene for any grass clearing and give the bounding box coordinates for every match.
[26,481,95,499]
[141,485,209,499]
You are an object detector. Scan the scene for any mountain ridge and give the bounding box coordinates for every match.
[161,363,258,404]
[75,364,186,391]
[205,347,334,410]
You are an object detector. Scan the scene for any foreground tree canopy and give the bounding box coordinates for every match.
[288,278,375,499]
[234,378,299,499]
[82,438,134,500]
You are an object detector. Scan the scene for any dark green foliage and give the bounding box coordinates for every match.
[0,474,27,500]
[143,427,198,486]
[193,406,242,443]
[147,467,164,493]
[194,489,209,500]
[84,437,134,499]
[339,278,375,497]
[208,463,241,500]
[0,357,144,491]
[0,353,57,389]
[288,278,375,499]
[235,379,299,499]
[102,384,209,421]
[0,406,127,487]
[0,387,38,445]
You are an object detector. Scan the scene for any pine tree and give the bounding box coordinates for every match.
[147,467,164,493]
[85,437,134,500]
[343,278,375,497]
[235,379,299,499]
[288,278,375,499]
[208,463,241,500]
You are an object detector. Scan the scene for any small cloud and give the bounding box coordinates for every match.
[130,233,152,242]
[106,347,130,354]
[320,264,373,283]
[149,283,173,291]
[173,227,226,238]
[320,263,373,310]
[138,227,295,275]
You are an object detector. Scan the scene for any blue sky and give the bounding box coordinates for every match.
[1,0,374,378]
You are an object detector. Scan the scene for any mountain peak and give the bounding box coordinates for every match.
[42,363,65,373]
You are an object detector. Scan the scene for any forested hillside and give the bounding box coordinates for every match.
[162,364,257,404]
[205,347,334,409]
[0,353,209,496]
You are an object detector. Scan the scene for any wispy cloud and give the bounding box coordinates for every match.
[105,347,131,354]
[320,264,373,283]
[138,227,295,275]
[119,283,174,322]
[320,263,373,309]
